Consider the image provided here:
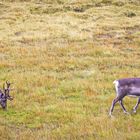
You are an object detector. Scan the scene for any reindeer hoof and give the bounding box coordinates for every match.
[109,112,112,117]
[109,112,114,118]
[124,111,130,115]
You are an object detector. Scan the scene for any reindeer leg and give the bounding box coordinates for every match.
[119,100,129,114]
[109,97,120,117]
[133,97,140,113]
[109,94,127,117]
[2,101,7,111]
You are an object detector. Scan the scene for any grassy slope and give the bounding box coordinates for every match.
[0,0,140,139]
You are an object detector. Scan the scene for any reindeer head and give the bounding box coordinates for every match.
[3,81,13,101]
[0,81,13,110]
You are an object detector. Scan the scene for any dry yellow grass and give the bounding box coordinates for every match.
[0,0,140,140]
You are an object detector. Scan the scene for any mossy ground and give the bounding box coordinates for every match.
[0,0,140,139]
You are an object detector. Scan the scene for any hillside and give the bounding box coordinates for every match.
[0,0,140,140]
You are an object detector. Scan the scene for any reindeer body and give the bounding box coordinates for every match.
[109,78,140,116]
[0,81,13,110]
[114,78,140,97]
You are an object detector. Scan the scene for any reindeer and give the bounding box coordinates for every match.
[0,81,13,110]
[109,78,140,116]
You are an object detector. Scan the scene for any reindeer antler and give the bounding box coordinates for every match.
[6,81,9,84]
[3,83,6,90]
[6,81,11,89]
[3,83,7,96]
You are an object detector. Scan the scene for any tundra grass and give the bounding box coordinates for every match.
[0,0,140,140]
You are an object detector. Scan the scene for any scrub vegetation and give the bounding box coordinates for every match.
[0,0,140,139]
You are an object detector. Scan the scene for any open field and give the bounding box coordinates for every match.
[0,0,140,139]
